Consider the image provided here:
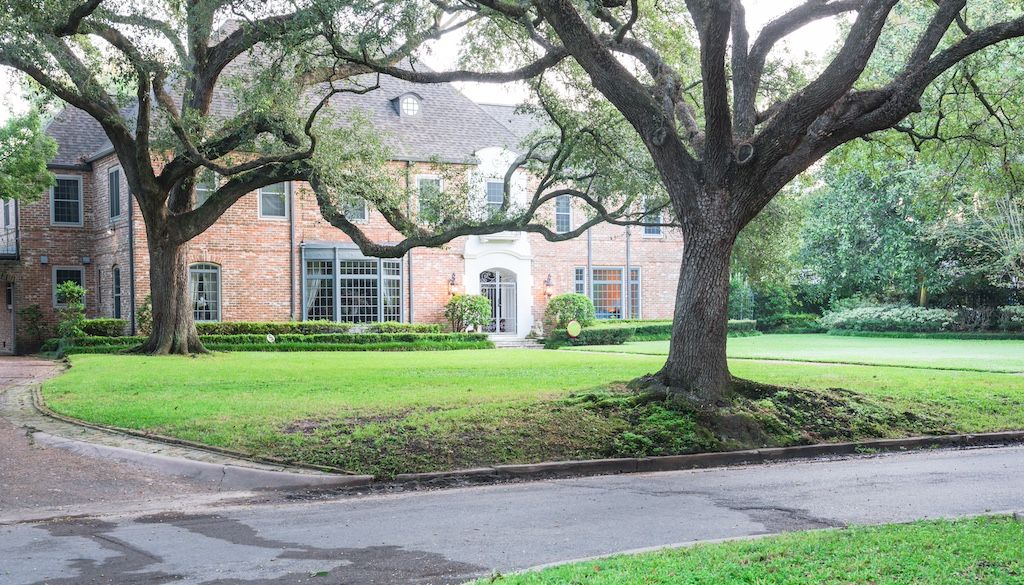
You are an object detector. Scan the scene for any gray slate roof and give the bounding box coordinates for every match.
[477,103,544,140]
[45,74,534,168]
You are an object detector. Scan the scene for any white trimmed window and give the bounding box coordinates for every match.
[400,95,421,116]
[53,267,85,307]
[51,176,83,226]
[195,172,215,208]
[643,208,664,237]
[574,266,641,320]
[189,263,221,322]
[416,176,442,223]
[555,195,572,233]
[345,199,368,222]
[108,167,122,219]
[259,182,288,218]
[485,181,504,213]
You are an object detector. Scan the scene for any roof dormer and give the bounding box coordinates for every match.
[392,92,423,117]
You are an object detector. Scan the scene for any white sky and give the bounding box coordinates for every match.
[0,0,839,121]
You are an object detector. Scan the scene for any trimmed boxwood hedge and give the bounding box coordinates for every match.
[44,332,491,353]
[81,318,128,337]
[544,319,760,348]
[827,329,1024,340]
[364,322,443,333]
[195,321,352,335]
[62,340,494,355]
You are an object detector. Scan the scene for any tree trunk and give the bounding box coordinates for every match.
[139,238,205,354]
[658,222,736,405]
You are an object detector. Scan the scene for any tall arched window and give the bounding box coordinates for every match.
[189,263,221,322]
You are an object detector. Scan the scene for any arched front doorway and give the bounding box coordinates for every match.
[480,269,517,334]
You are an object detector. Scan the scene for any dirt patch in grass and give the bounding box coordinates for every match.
[251,383,955,478]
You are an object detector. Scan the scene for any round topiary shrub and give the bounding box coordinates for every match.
[545,293,596,329]
[444,294,492,332]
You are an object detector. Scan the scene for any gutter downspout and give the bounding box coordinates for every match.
[288,182,296,320]
[625,225,632,319]
[405,161,414,323]
[586,227,593,300]
[128,192,137,335]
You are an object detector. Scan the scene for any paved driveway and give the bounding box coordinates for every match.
[0,357,222,519]
[3,444,1023,585]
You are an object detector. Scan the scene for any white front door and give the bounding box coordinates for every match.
[480,269,517,334]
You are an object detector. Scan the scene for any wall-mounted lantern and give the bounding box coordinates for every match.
[448,272,459,296]
[544,273,554,298]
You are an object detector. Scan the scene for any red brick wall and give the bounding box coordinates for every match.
[10,158,683,347]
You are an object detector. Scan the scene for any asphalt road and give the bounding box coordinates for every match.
[3,444,1023,584]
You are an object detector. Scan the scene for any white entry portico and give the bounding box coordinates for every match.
[463,232,534,338]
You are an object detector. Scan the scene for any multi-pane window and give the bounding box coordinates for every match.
[0,199,16,255]
[51,177,82,225]
[195,172,215,208]
[400,95,420,116]
[592,268,624,319]
[555,195,572,233]
[112,266,122,319]
[303,251,403,323]
[259,182,288,218]
[53,267,85,306]
[417,176,442,223]
[485,181,504,213]
[2,199,13,227]
[108,168,121,218]
[345,200,368,221]
[573,267,642,320]
[189,263,221,322]
[643,207,664,236]
[304,260,334,321]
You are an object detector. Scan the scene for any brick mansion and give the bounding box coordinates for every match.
[0,75,684,353]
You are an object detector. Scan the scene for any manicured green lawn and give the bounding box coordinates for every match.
[566,333,1024,372]
[43,339,1024,476]
[476,516,1024,584]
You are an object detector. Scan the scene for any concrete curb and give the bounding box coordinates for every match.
[30,431,373,491]
[389,431,1024,486]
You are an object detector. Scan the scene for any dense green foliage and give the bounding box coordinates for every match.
[544,293,597,329]
[477,517,1024,585]
[757,313,823,333]
[821,305,956,333]
[54,281,86,340]
[445,294,492,332]
[194,321,353,335]
[0,111,56,201]
[80,319,128,337]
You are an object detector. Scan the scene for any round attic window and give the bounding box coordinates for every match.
[400,95,420,116]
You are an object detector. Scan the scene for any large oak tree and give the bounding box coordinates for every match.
[322,0,1024,403]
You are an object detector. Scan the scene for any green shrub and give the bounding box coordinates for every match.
[366,322,442,334]
[544,327,633,348]
[727,319,758,333]
[55,281,86,341]
[444,294,491,332]
[821,304,956,333]
[997,306,1024,332]
[194,321,352,335]
[753,281,796,321]
[544,293,596,329]
[81,318,128,337]
[137,294,152,335]
[758,313,824,333]
[18,304,48,349]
